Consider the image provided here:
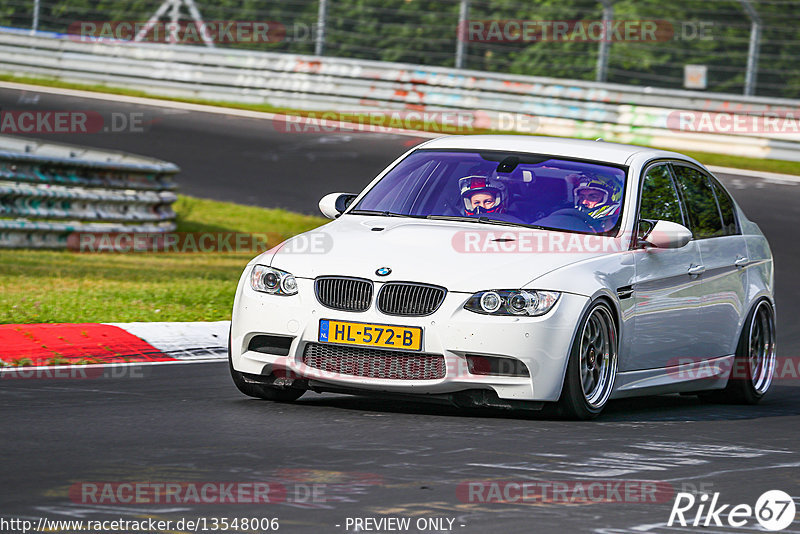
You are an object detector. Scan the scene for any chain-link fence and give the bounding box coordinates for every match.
[2,0,799,98]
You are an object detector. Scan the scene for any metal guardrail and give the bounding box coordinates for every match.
[0,28,799,161]
[0,134,178,248]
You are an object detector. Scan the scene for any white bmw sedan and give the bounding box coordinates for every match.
[229,135,776,419]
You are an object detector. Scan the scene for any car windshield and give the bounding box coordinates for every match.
[350,150,627,234]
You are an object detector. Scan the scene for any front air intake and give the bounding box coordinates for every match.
[303,343,445,380]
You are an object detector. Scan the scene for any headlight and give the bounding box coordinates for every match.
[465,290,560,316]
[250,265,298,296]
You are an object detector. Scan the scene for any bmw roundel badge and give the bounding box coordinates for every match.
[376,267,392,276]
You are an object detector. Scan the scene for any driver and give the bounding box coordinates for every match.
[459,175,507,216]
[573,175,621,220]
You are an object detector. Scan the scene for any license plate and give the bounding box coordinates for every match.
[319,319,423,351]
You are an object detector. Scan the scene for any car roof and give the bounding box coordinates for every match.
[418,135,693,166]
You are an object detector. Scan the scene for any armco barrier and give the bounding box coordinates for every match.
[0,134,178,248]
[0,27,799,161]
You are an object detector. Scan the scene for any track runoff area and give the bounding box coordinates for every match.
[0,83,799,534]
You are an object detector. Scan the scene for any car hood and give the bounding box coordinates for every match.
[264,215,617,292]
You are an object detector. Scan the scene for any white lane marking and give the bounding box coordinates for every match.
[465,461,675,478]
[467,443,795,478]
[708,165,800,183]
[630,441,792,457]
[0,81,440,139]
[467,458,800,480]
[659,460,800,483]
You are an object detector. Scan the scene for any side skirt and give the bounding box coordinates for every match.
[611,355,734,399]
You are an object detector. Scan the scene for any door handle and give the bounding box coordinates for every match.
[734,256,749,268]
[688,264,706,276]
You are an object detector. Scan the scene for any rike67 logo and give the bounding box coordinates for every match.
[669,490,796,531]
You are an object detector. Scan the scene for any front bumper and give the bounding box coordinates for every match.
[230,276,588,402]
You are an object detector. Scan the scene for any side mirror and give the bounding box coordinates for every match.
[638,220,692,249]
[319,193,357,219]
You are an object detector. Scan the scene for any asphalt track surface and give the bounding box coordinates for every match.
[1,86,800,534]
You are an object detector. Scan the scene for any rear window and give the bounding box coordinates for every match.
[709,178,738,235]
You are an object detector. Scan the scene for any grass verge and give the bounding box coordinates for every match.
[3,73,800,176]
[0,195,326,324]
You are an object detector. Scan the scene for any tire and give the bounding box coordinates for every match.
[702,299,776,404]
[228,330,305,402]
[556,301,619,420]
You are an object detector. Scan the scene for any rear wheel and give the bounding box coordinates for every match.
[228,331,305,402]
[703,299,776,404]
[556,301,618,419]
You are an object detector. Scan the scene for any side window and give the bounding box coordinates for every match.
[709,178,738,235]
[639,164,684,225]
[672,165,724,239]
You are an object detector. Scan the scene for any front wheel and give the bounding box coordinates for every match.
[556,301,619,419]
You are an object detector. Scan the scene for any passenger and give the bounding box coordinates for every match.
[573,175,622,220]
